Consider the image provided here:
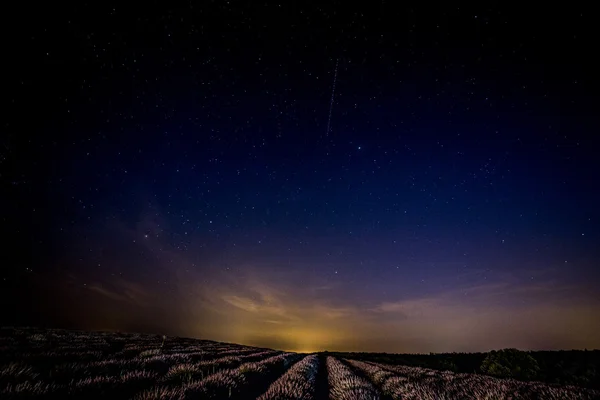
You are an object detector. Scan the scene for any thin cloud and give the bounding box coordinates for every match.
[221,295,260,313]
[88,285,128,302]
[87,278,151,307]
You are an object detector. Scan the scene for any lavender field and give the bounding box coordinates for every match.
[0,327,598,399]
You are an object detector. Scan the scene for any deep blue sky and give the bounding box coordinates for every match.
[2,2,599,352]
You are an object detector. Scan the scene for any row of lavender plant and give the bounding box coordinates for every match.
[257,354,319,399]
[1,327,265,377]
[2,369,159,399]
[326,356,380,400]
[2,355,277,398]
[112,343,252,361]
[3,350,259,397]
[184,348,279,363]
[134,352,302,400]
[45,349,278,385]
[108,349,283,398]
[185,352,301,399]
[380,360,600,399]
[347,359,600,400]
[160,350,279,385]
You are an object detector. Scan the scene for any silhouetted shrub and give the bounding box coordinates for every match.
[481,348,540,380]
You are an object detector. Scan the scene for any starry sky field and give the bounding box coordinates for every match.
[1,2,599,353]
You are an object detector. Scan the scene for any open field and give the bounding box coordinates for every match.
[326,349,600,390]
[1,327,598,399]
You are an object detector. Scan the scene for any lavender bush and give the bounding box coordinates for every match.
[183,352,301,399]
[2,327,598,399]
[258,354,319,400]
[347,359,600,400]
[327,356,380,400]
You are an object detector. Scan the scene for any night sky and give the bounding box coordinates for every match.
[2,3,599,353]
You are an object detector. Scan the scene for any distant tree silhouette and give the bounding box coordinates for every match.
[481,348,540,380]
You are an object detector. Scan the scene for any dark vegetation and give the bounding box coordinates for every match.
[328,347,600,390]
[0,326,290,399]
[1,327,598,399]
